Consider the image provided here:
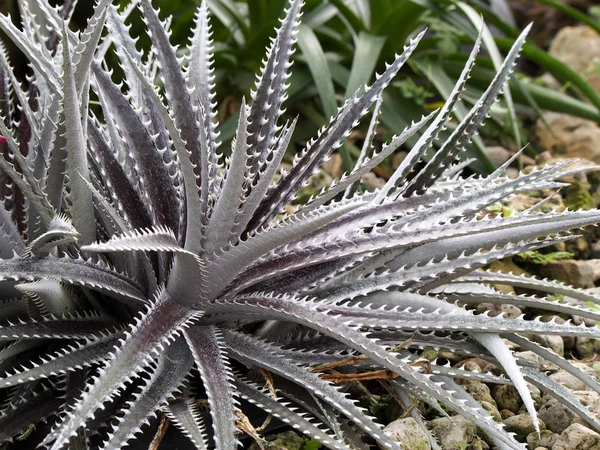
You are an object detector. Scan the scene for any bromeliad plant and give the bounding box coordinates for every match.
[2,0,600,449]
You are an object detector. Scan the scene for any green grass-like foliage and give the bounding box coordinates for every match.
[1,1,600,449]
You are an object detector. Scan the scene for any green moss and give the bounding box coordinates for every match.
[486,203,513,218]
[370,394,391,422]
[301,438,322,450]
[439,402,454,414]
[515,250,574,264]
[587,170,600,194]
[452,441,469,450]
[393,78,433,107]
[421,13,461,57]
[257,431,305,450]
[564,181,595,211]
[421,349,438,361]
[586,302,600,315]
[469,436,485,450]
[521,190,565,212]
[547,293,564,302]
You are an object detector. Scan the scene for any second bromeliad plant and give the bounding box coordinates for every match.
[0,0,600,449]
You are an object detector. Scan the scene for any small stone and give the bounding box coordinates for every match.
[553,240,567,252]
[572,315,599,328]
[517,351,541,364]
[476,302,522,319]
[360,172,385,190]
[428,416,476,450]
[485,145,511,166]
[502,413,545,439]
[438,351,464,365]
[488,259,528,294]
[480,401,502,422]
[572,391,600,427]
[552,423,600,450]
[527,430,559,449]
[527,333,564,357]
[586,287,600,297]
[577,337,596,358]
[538,260,595,289]
[518,384,543,413]
[546,25,600,93]
[550,369,589,391]
[455,358,487,372]
[493,385,522,413]
[587,260,600,282]
[383,417,431,450]
[536,112,600,165]
[248,431,304,450]
[538,396,576,434]
[456,380,495,405]
[574,390,600,406]
[506,167,519,179]
[500,409,515,420]
[559,296,599,327]
[481,361,499,374]
[574,362,600,383]
[528,383,543,404]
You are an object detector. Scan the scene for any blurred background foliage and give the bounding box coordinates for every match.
[130,0,600,175]
[5,0,600,178]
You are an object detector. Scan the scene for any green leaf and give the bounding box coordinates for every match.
[62,24,95,245]
[368,0,393,31]
[208,0,248,45]
[442,60,600,123]
[297,24,337,119]
[493,36,600,115]
[329,0,367,33]
[302,438,323,450]
[413,58,494,172]
[297,23,353,170]
[374,1,426,52]
[457,3,521,151]
[247,0,286,31]
[302,2,338,28]
[345,31,386,98]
